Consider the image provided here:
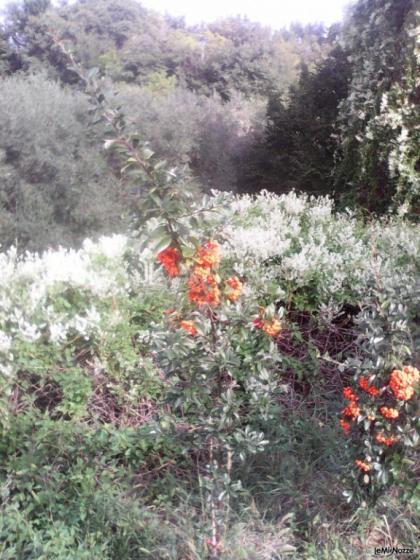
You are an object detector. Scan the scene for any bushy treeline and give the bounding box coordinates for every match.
[0,0,331,97]
[0,70,265,250]
[1,0,331,249]
[0,0,418,252]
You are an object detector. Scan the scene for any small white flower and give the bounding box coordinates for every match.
[17,320,41,342]
[0,331,12,353]
[49,322,68,343]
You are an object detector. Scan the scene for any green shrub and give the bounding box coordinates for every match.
[0,73,125,250]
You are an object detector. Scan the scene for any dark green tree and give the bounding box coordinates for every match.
[1,0,329,99]
[0,31,14,75]
[2,0,83,82]
[242,46,351,196]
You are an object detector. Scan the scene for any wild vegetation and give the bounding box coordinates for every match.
[0,0,419,558]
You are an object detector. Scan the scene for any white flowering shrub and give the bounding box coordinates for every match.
[0,232,171,420]
[1,191,418,386]
[219,191,418,310]
[1,235,128,343]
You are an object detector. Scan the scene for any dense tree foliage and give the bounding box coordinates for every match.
[0,73,124,250]
[2,0,329,97]
[243,46,352,196]
[334,0,419,213]
[0,0,418,251]
[244,0,419,211]
[115,85,265,190]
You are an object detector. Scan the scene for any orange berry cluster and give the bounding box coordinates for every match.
[343,387,358,402]
[158,241,246,336]
[354,459,371,473]
[375,432,397,446]
[253,317,282,337]
[342,400,360,421]
[226,276,243,302]
[340,366,418,435]
[157,246,181,277]
[339,418,351,434]
[341,366,418,479]
[195,241,221,269]
[179,320,198,336]
[358,376,380,396]
[158,241,244,309]
[188,267,221,307]
[187,243,244,308]
[379,406,399,419]
[389,366,418,401]
[341,387,361,430]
